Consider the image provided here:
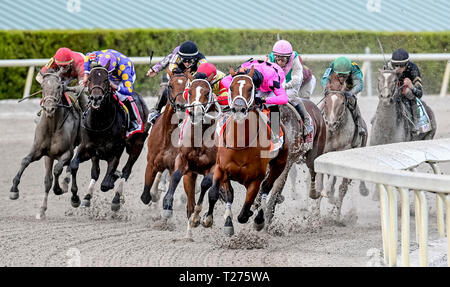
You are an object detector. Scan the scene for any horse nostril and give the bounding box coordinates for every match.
[240,108,246,113]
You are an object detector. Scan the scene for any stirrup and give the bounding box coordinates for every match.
[148,111,160,125]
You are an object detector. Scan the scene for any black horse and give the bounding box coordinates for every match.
[69,62,150,211]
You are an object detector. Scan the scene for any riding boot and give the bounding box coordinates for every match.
[123,98,141,134]
[293,101,313,137]
[347,95,366,137]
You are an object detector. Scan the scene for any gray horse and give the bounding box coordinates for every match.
[317,76,369,222]
[371,69,436,145]
[9,69,82,219]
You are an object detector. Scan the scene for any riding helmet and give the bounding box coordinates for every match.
[333,56,353,74]
[391,48,409,64]
[178,41,199,60]
[272,40,293,56]
[54,47,74,65]
[98,52,118,73]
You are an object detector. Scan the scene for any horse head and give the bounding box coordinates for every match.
[87,60,111,109]
[228,65,255,122]
[377,69,399,104]
[41,68,65,118]
[323,73,347,131]
[187,73,221,125]
[167,68,190,119]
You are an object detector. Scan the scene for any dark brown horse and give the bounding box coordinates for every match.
[69,63,150,211]
[202,66,289,236]
[318,72,368,221]
[10,68,81,219]
[140,69,190,206]
[161,73,227,239]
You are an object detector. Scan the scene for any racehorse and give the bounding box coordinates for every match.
[10,68,81,219]
[261,96,327,224]
[161,72,226,239]
[371,69,436,145]
[201,66,289,235]
[318,72,368,221]
[140,69,189,206]
[69,61,150,211]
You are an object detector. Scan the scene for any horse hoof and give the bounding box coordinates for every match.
[253,221,265,232]
[237,210,253,224]
[9,192,19,200]
[150,192,160,203]
[81,199,91,208]
[224,216,234,236]
[201,214,213,228]
[309,191,321,200]
[140,192,152,205]
[321,189,329,198]
[111,203,121,212]
[360,187,369,197]
[36,212,46,220]
[275,194,285,204]
[71,197,80,208]
[53,187,63,196]
[161,209,173,219]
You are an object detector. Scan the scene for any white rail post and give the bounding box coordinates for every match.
[365,47,372,97]
[415,190,428,266]
[439,61,450,97]
[429,162,445,237]
[23,66,35,99]
[398,187,410,267]
[378,183,389,264]
[446,194,450,267]
[386,185,398,266]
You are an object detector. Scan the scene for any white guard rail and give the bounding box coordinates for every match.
[0,52,449,99]
[314,138,450,267]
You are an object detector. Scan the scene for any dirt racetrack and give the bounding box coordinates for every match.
[1,95,449,267]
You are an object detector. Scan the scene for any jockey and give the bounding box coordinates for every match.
[183,62,228,105]
[321,56,366,137]
[221,59,289,142]
[266,39,314,141]
[146,40,208,124]
[83,49,141,135]
[36,47,87,108]
[386,48,424,133]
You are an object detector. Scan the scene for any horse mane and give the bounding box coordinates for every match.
[327,73,345,91]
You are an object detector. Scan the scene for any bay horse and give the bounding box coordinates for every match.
[318,72,368,221]
[69,62,150,211]
[261,96,327,224]
[161,72,227,239]
[371,69,436,145]
[10,68,81,219]
[140,69,190,206]
[202,66,289,235]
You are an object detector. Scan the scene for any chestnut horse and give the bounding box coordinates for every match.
[162,72,228,239]
[318,72,368,221]
[140,69,189,206]
[202,66,289,236]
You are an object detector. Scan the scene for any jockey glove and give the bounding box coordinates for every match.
[254,97,266,106]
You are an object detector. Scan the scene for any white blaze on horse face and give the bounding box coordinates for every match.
[178,79,183,85]
[237,80,246,98]
[195,86,202,103]
[330,94,338,121]
[383,73,391,95]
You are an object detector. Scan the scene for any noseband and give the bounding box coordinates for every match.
[167,73,189,112]
[228,74,255,115]
[186,79,222,122]
[88,66,111,99]
[323,90,348,130]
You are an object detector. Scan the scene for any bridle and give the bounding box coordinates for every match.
[322,90,348,131]
[185,78,222,124]
[167,73,189,113]
[228,74,256,117]
[87,66,112,103]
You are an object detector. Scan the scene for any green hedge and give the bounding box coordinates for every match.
[0,29,449,99]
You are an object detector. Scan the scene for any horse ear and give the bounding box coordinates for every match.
[248,65,255,77]
[167,68,173,78]
[229,66,236,77]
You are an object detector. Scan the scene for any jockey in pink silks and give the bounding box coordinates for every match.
[221,59,288,142]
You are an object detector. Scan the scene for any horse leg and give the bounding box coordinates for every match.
[238,180,261,224]
[81,157,100,207]
[162,155,186,219]
[265,162,291,225]
[70,147,91,208]
[182,172,197,239]
[202,166,224,228]
[223,180,235,236]
[289,164,299,200]
[191,173,213,228]
[101,156,121,192]
[333,178,351,223]
[324,175,337,204]
[359,180,369,196]
[149,171,163,203]
[308,167,320,199]
[52,149,73,196]
[10,148,44,200]
[37,156,54,220]
[141,160,160,205]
